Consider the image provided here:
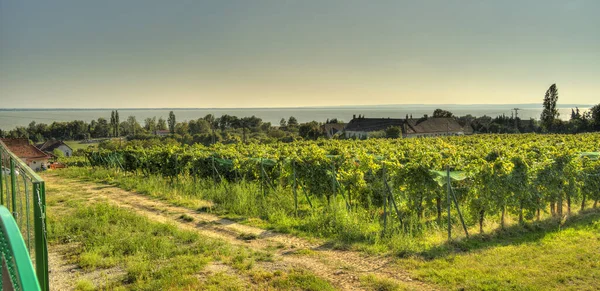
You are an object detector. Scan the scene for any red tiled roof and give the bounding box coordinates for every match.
[1,138,50,159]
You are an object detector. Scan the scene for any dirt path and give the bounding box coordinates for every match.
[44,174,435,290]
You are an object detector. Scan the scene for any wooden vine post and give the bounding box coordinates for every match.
[447,166,452,241]
[292,160,298,216]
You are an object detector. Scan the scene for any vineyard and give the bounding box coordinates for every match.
[75,133,600,246]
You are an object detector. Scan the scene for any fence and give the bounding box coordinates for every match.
[0,205,41,290]
[0,140,48,291]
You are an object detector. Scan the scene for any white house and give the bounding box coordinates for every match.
[37,140,74,157]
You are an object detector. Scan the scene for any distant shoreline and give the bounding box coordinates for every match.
[0,103,593,111]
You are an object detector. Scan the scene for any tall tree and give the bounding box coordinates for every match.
[93,118,110,138]
[126,116,140,136]
[110,111,116,137]
[168,111,176,134]
[157,117,167,130]
[115,110,120,136]
[288,116,298,127]
[541,84,559,131]
[590,104,600,131]
[144,117,157,133]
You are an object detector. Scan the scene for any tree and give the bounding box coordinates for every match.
[189,119,211,135]
[110,111,116,137]
[115,110,120,136]
[92,118,110,138]
[570,108,581,120]
[541,84,559,131]
[288,116,298,127]
[590,104,600,131]
[175,121,189,136]
[298,121,322,140]
[279,118,287,128]
[144,117,157,133]
[157,117,167,130]
[168,111,176,134]
[126,116,140,136]
[385,126,402,138]
[433,109,453,118]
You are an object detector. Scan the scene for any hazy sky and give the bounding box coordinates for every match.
[1,1,599,108]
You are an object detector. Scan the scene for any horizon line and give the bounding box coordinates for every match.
[0,103,594,111]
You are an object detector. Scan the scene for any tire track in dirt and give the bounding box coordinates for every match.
[44,174,436,290]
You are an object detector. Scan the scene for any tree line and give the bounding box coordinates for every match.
[0,110,332,145]
[1,84,598,143]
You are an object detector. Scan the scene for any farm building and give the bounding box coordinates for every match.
[155,130,171,137]
[344,115,472,138]
[1,138,51,171]
[322,123,347,138]
[36,140,73,157]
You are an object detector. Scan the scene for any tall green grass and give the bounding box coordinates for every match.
[52,167,600,257]
[54,167,432,252]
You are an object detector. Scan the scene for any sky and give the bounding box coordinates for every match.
[1,0,599,108]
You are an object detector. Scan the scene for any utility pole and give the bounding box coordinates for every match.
[513,108,520,131]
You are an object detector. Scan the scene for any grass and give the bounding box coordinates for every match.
[360,274,406,291]
[45,175,335,290]
[48,168,600,290]
[53,167,396,245]
[179,213,194,222]
[396,209,600,290]
[64,140,99,151]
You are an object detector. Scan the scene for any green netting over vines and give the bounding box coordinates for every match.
[429,170,467,186]
[247,158,277,167]
[580,152,600,160]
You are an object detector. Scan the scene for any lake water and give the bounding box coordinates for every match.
[0,104,591,130]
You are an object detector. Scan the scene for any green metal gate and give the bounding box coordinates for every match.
[0,141,48,291]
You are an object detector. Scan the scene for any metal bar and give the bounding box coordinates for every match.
[10,158,17,219]
[383,174,403,226]
[33,182,49,291]
[450,185,469,238]
[292,161,298,216]
[298,182,313,208]
[2,161,9,206]
[24,174,32,252]
[446,166,451,241]
[0,148,3,205]
[382,165,387,235]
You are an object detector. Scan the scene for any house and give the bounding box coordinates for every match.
[322,123,347,138]
[1,138,50,171]
[155,130,171,137]
[36,140,73,157]
[344,115,472,138]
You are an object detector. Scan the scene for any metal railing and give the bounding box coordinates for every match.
[0,205,41,290]
[0,140,48,291]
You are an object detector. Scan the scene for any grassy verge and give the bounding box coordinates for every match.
[396,209,600,290]
[46,174,335,290]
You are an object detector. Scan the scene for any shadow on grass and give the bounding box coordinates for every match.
[418,207,600,260]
